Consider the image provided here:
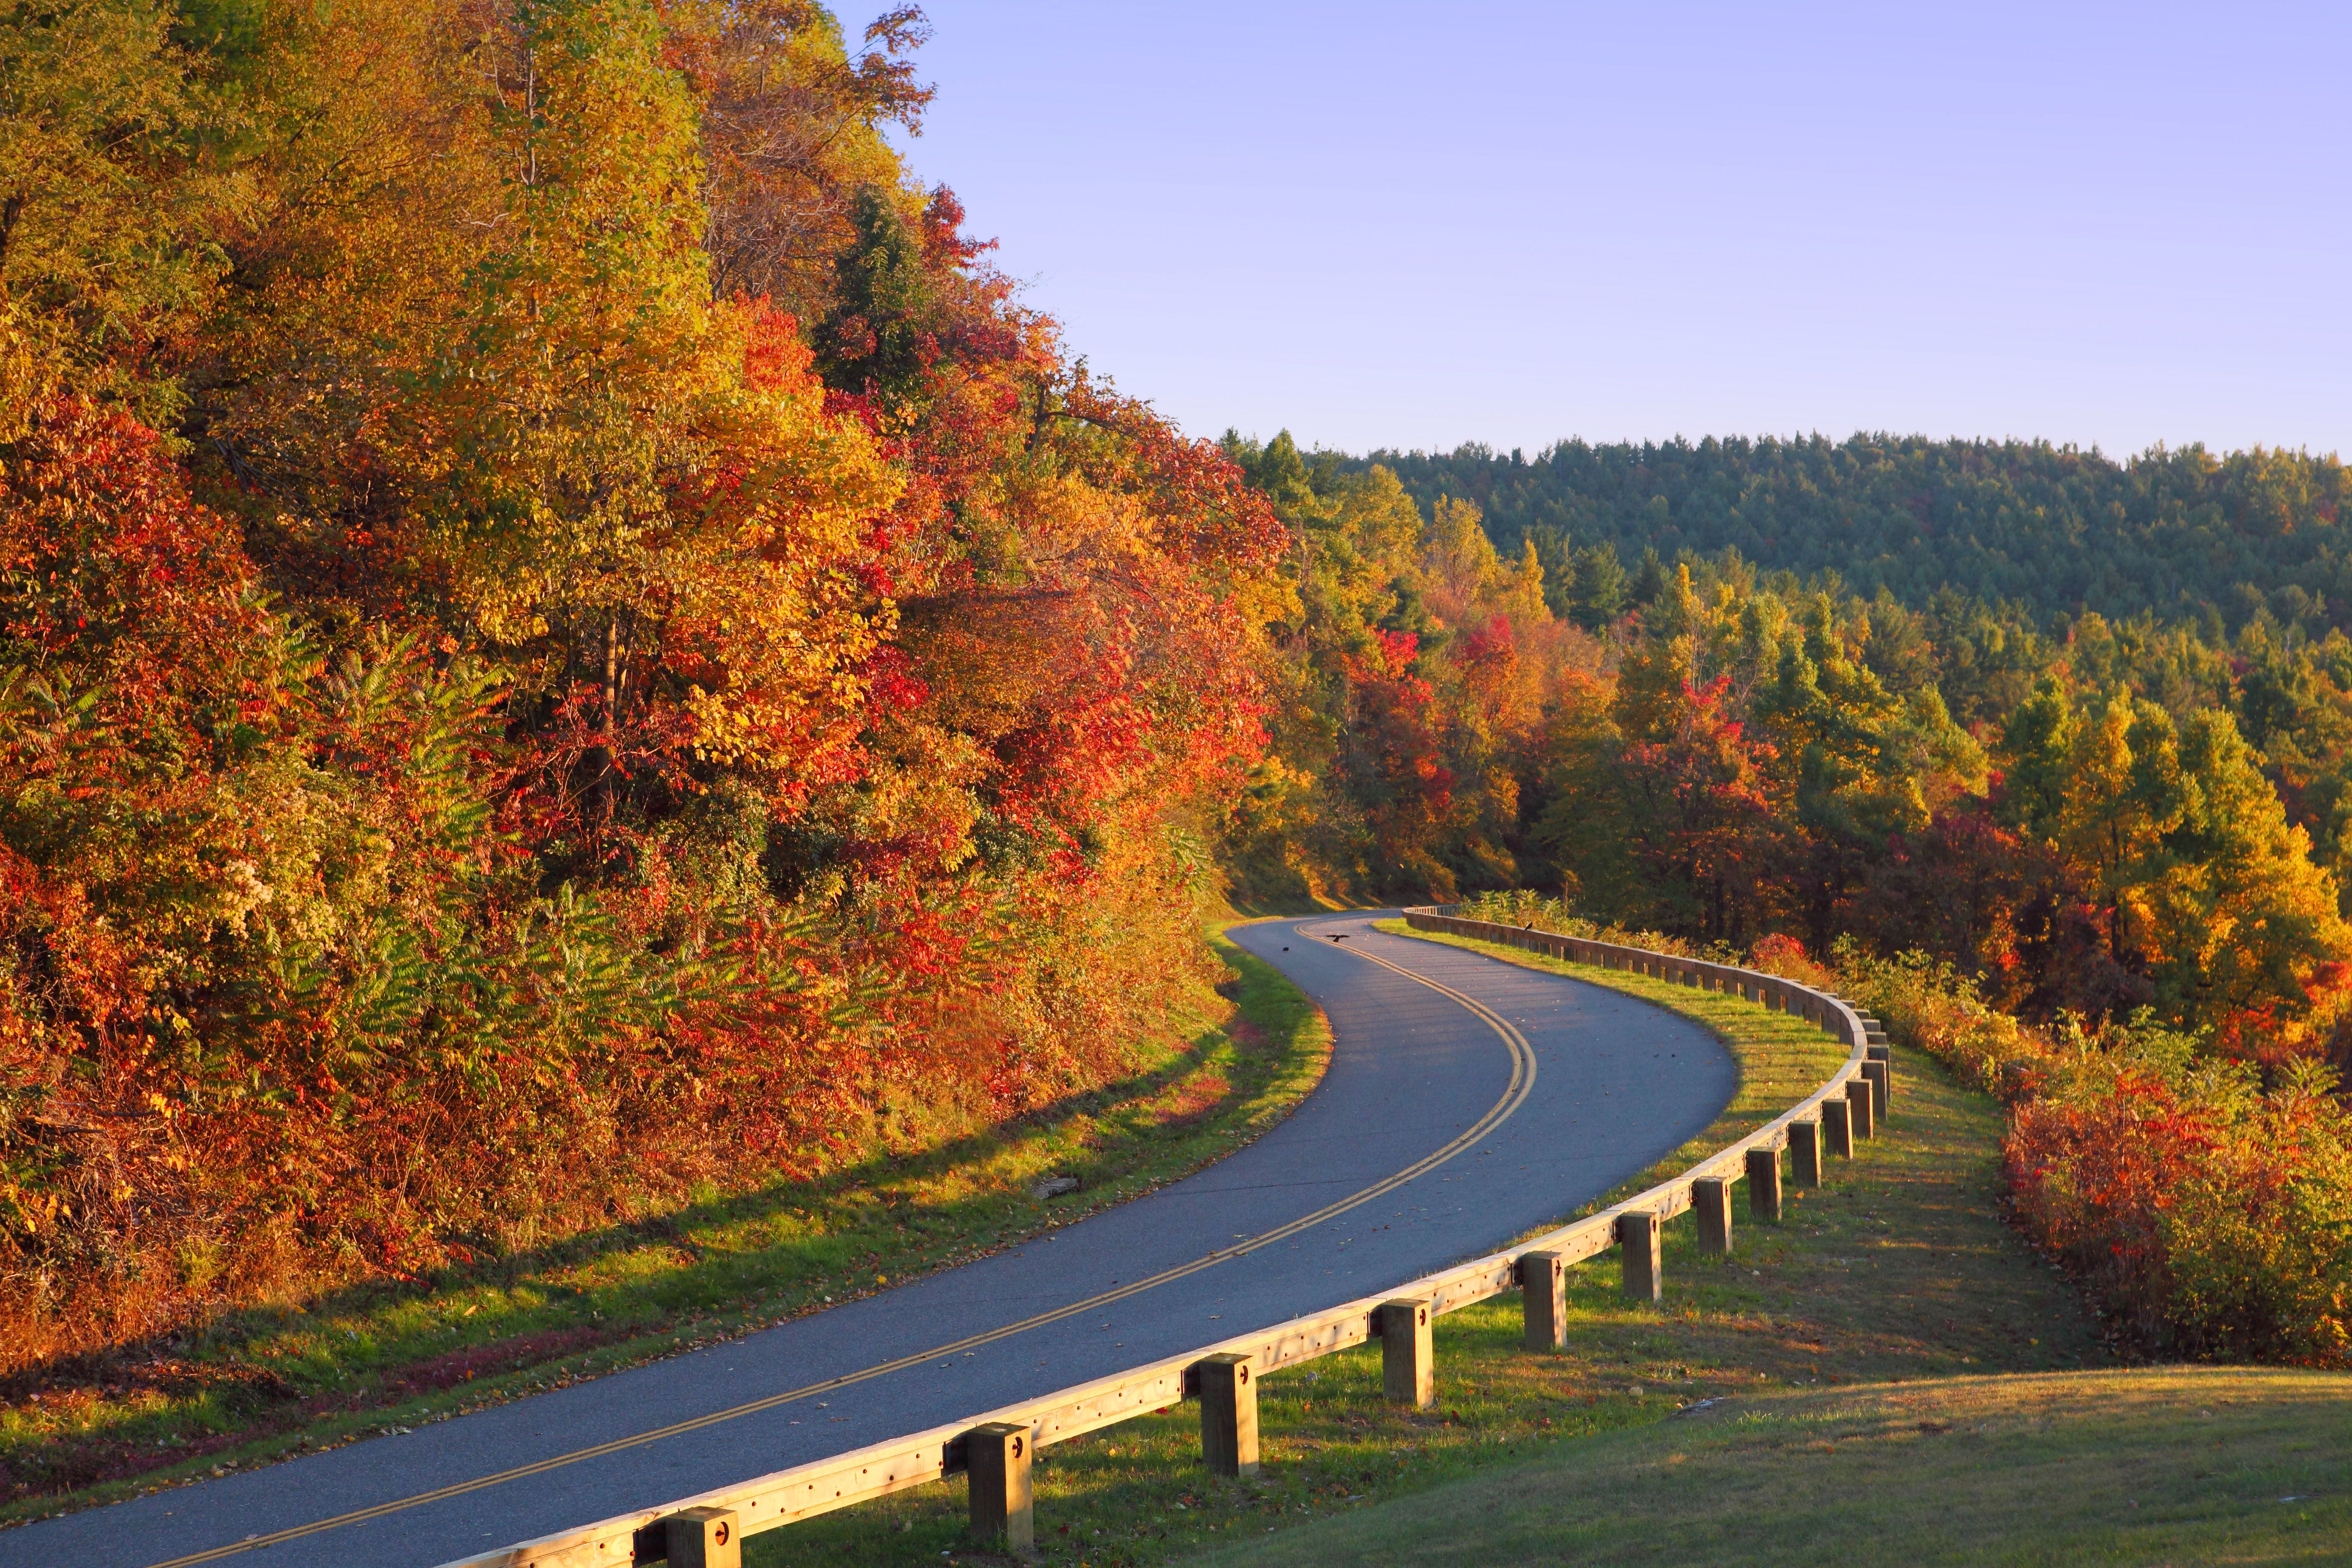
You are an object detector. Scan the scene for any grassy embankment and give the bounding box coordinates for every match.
[749,922,2127,1566]
[0,925,1332,1526]
[1169,929,2352,1568]
[1190,1367,2349,1567]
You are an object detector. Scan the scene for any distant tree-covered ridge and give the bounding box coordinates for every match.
[1348,436,2347,637]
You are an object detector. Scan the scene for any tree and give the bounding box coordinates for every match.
[0,0,224,430]
[1570,541,1625,629]
[2145,711,2352,1058]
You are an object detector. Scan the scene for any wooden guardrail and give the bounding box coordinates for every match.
[441,910,1892,1568]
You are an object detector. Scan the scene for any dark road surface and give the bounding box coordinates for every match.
[8,912,1734,1568]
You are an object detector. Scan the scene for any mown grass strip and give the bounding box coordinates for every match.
[743,921,2105,1567]
[0,926,1331,1527]
[1187,1366,2352,1568]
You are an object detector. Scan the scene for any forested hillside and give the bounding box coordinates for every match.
[1232,427,2352,1354]
[1359,436,2349,638]
[7,0,2349,1382]
[1225,433,2352,1063]
[1,0,1281,1362]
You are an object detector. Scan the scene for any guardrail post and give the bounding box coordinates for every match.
[1618,1212,1662,1300]
[1847,1078,1876,1140]
[1791,1119,1823,1186]
[1862,1058,1890,1118]
[662,1507,741,1568]
[1194,1354,1259,1478]
[1379,1298,1435,1407]
[1519,1250,1567,1349]
[966,1421,1034,1552]
[1746,1145,1783,1220]
[1823,1096,1854,1159]
[1693,1177,1733,1253]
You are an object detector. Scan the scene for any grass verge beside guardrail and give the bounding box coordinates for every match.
[1182,1367,2349,1568]
[739,922,2104,1567]
[0,927,1331,1527]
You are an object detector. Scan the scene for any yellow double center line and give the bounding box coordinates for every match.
[147,920,1535,1567]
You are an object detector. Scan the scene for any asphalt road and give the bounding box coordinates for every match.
[8,911,1735,1568]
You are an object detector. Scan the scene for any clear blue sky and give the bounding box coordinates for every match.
[890,1,2348,460]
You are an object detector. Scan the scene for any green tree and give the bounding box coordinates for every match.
[1570,541,1625,629]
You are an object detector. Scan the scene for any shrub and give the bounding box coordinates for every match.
[1834,941,2046,1099]
[1452,900,2352,1362]
[1452,890,1711,960]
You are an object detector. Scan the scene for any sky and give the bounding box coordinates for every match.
[886,1,2350,460]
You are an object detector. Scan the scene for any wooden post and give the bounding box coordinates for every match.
[1194,1354,1259,1478]
[662,1508,740,1568]
[966,1421,1034,1552]
[1693,1176,1733,1254]
[1823,1096,1854,1159]
[1379,1298,1434,1408]
[1791,1119,1823,1186]
[1519,1250,1567,1349]
[1862,1058,1891,1118]
[1746,1145,1782,1221]
[1847,1078,1876,1140]
[1618,1211,1662,1301]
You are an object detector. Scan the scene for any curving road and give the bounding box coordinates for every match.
[5,912,1734,1568]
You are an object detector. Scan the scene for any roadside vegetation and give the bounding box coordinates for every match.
[1194,1367,2351,1568]
[1461,890,2352,1366]
[746,930,2115,1566]
[0,930,1329,1524]
[4,0,1288,1406]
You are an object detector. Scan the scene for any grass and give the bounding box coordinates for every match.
[741,921,2114,1567]
[0,925,1333,1527]
[1185,1367,2352,1567]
